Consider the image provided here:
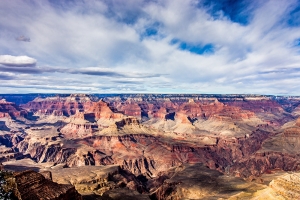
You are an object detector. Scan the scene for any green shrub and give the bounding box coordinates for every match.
[0,171,15,200]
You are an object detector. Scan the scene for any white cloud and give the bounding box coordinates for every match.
[0,55,36,66]
[0,0,300,94]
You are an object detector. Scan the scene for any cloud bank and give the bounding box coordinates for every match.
[0,55,36,66]
[0,0,300,94]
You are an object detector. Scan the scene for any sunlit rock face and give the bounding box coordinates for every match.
[0,99,27,118]
[2,94,300,199]
[22,94,96,117]
[12,170,82,200]
[251,172,300,200]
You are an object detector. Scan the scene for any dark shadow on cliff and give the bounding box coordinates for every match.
[149,163,255,200]
[31,120,67,128]
[25,112,39,120]
[3,164,40,172]
[82,194,104,200]
[165,112,175,120]
[0,121,10,131]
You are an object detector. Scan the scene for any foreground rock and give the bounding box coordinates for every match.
[150,163,265,200]
[101,188,150,200]
[47,165,148,196]
[2,170,82,200]
[253,172,300,199]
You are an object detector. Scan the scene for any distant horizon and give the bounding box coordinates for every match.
[0,93,299,97]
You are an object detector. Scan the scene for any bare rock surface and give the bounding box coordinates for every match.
[48,165,121,194]
[0,99,28,118]
[12,170,82,200]
[2,94,300,199]
[251,172,300,199]
[151,163,265,200]
[101,188,151,200]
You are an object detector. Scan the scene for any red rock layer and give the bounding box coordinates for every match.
[179,99,203,119]
[22,94,94,116]
[60,123,94,139]
[121,101,142,119]
[174,111,191,123]
[174,99,255,123]
[87,100,123,120]
[226,99,284,114]
[151,107,168,120]
[283,127,300,137]
[17,127,290,178]
[0,99,27,118]
[296,117,300,127]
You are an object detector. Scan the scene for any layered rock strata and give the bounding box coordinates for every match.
[0,99,27,118]
[8,170,82,200]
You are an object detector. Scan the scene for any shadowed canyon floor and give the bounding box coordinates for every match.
[1,94,300,199]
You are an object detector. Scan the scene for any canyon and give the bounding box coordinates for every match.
[1,94,300,199]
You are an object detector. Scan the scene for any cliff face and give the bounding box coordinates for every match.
[2,170,82,200]
[150,163,268,200]
[14,128,293,178]
[5,94,298,178]
[21,94,95,117]
[87,101,123,120]
[226,99,283,113]
[46,165,149,196]
[3,94,300,199]
[120,100,142,120]
[0,99,27,118]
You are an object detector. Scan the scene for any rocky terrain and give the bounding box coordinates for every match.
[1,93,300,199]
[0,167,82,200]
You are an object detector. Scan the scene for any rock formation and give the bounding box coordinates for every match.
[1,170,82,200]
[151,163,265,200]
[0,99,27,118]
[252,172,300,199]
[22,94,96,116]
[2,93,300,199]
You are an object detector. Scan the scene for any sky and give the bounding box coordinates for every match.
[1,0,300,95]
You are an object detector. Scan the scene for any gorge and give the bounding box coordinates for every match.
[1,93,300,199]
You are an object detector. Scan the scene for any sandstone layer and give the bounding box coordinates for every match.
[0,169,82,200]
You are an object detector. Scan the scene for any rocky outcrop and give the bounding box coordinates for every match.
[87,100,123,120]
[122,101,142,120]
[225,99,292,126]
[226,99,284,113]
[229,152,300,178]
[61,123,94,138]
[151,107,168,120]
[0,99,27,118]
[253,172,300,199]
[295,117,300,126]
[13,170,82,200]
[13,120,295,179]
[178,99,202,119]
[151,163,264,200]
[22,94,96,116]
[16,137,77,164]
[16,127,285,179]
[174,111,191,124]
[101,188,151,200]
[48,165,148,196]
[269,173,300,199]
[6,93,300,199]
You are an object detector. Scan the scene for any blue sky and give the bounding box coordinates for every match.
[0,0,300,94]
